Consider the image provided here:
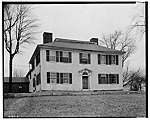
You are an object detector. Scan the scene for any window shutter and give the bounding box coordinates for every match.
[60,51,62,62]
[98,74,101,84]
[69,73,72,84]
[79,53,82,63]
[109,55,112,65]
[106,55,109,65]
[60,73,63,84]
[88,54,91,64]
[106,74,109,84]
[47,72,50,83]
[69,52,72,63]
[46,50,49,62]
[57,73,59,84]
[116,55,118,65]
[56,51,59,62]
[117,74,119,84]
[98,54,101,64]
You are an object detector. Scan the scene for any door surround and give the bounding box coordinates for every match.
[78,68,92,90]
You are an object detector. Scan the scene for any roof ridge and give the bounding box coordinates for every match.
[54,38,95,44]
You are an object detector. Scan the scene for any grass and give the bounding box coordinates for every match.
[4,92,146,117]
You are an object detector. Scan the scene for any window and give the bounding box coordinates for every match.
[111,55,116,65]
[63,73,69,83]
[109,74,119,84]
[101,55,106,64]
[46,50,72,63]
[46,50,56,62]
[50,72,57,83]
[79,53,90,64]
[50,51,56,61]
[98,74,108,84]
[60,73,72,84]
[60,51,72,63]
[98,74,119,84]
[98,54,119,65]
[36,52,40,66]
[47,72,72,84]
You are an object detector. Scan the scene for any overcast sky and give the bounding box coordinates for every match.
[4,3,146,77]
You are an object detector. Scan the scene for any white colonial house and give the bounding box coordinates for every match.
[26,32,125,92]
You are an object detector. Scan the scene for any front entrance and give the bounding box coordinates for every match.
[82,76,88,89]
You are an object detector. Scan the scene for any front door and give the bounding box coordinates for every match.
[82,76,88,89]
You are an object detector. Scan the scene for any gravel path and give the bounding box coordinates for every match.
[4,93,146,117]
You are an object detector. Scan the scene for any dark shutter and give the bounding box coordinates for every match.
[60,73,63,84]
[47,72,50,83]
[69,73,72,84]
[57,73,59,84]
[33,78,35,87]
[60,51,62,62]
[88,54,91,64]
[79,53,82,64]
[117,74,119,84]
[56,51,59,62]
[69,52,72,63]
[98,54,101,64]
[109,55,111,65]
[106,55,109,65]
[46,50,49,62]
[116,55,118,65]
[98,74,101,84]
[106,74,109,84]
[109,74,112,84]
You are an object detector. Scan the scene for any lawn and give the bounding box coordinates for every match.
[4,92,146,117]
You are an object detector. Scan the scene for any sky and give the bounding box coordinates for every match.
[4,3,146,77]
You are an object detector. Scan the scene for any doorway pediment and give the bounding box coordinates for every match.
[78,68,92,76]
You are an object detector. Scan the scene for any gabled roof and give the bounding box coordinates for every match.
[29,38,125,63]
[4,77,29,83]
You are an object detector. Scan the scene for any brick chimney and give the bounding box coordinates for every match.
[90,38,98,45]
[43,32,53,44]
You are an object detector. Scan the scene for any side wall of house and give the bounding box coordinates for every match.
[40,48,123,91]
[29,52,41,92]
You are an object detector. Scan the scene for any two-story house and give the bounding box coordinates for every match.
[27,32,125,92]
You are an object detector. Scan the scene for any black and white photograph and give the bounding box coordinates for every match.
[3,1,147,118]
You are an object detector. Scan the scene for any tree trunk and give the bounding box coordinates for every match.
[9,54,14,93]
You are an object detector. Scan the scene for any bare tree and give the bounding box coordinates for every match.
[4,4,39,92]
[99,30,136,66]
[123,67,145,91]
[128,2,146,37]
[13,68,25,77]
